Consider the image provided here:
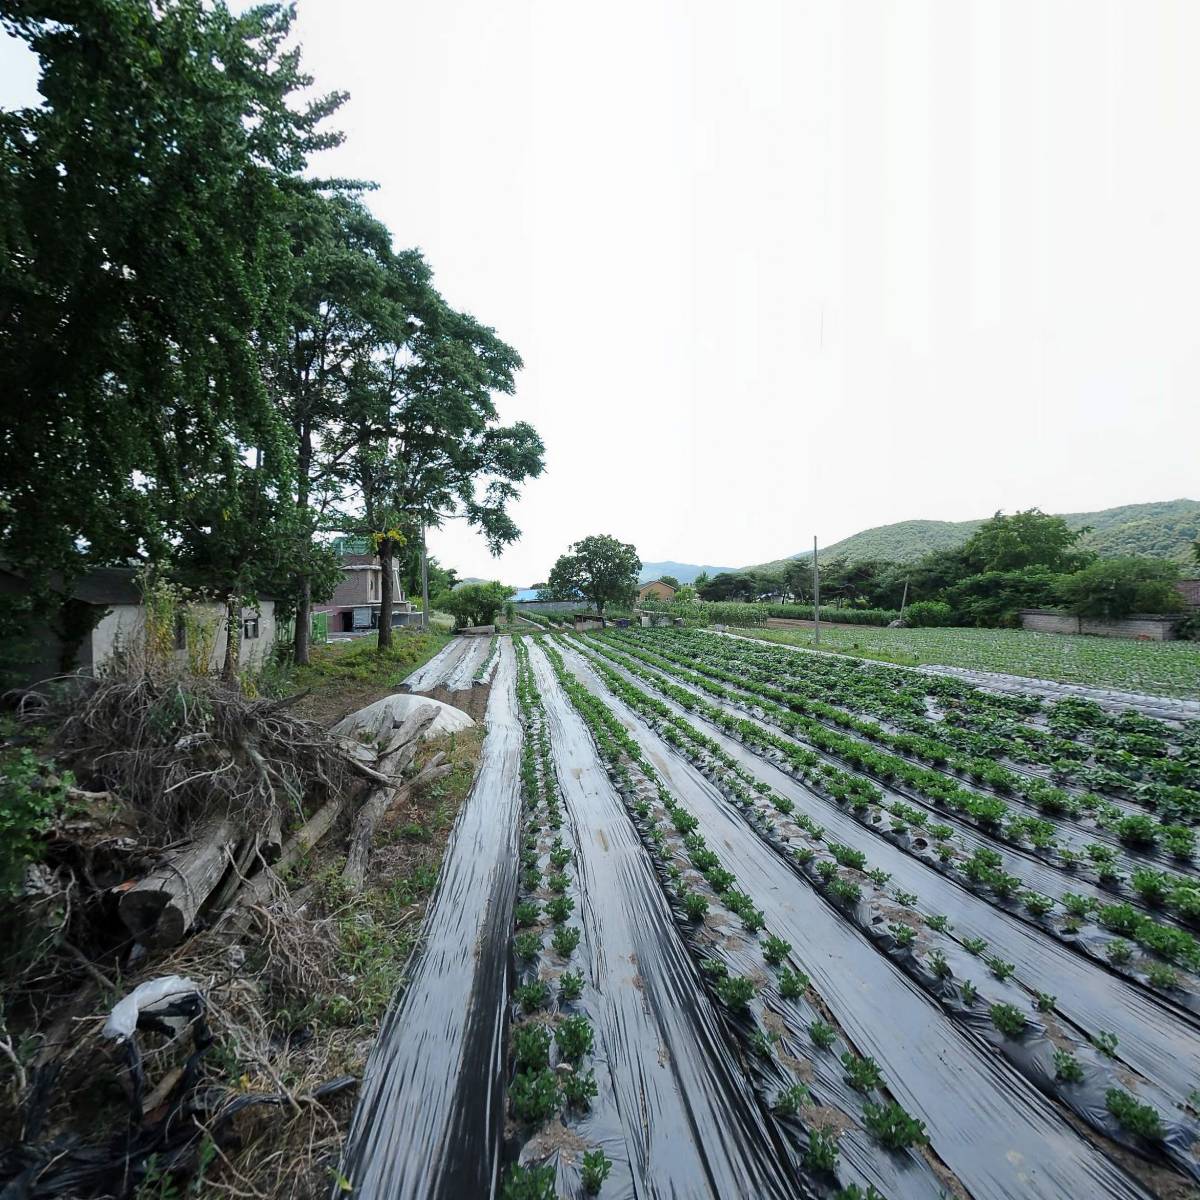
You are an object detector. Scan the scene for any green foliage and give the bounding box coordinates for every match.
[510,1068,559,1123]
[804,1129,840,1173]
[514,931,541,960]
[841,1052,884,1093]
[779,967,808,999]
[551,926,580,958]
[903,600,954,627]
[559,970,584,1001]
[561,1067,597,1109]
[989,1004,1026,1038]
[682,890,709,921]
[1054,1050,1085,1083]
[962,509,1090,573]
[546,535,641,614]
[512,1023,552,1070]
[555,1015,594,1063]
[809,1020,836,1049]
[762,934,792,965]
[515,980,549,1011]
[1056,557,1184,619]
[435,581,515,629]
[581,1149,612,1195]
[0,752,71,894]
[501,1164,558,1200]
[862,1101,927,1149]
[715,974,756,1011]
[1105,1089,1164,1140]
[774,1082,812,1116]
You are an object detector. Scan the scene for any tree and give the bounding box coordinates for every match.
[962,510,1091,574]
[546,536,640,615]
[0,1,340,595]
[1056,558,1184,620]
[943,568,1061,627]
[435,581,513,629]
[693,571,710,590]
[698,572,759,602]
[658,574,681,589]
[780,559,811,604]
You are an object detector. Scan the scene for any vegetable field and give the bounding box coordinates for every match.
[735,622,1200,700]
[341,628,1200,1199]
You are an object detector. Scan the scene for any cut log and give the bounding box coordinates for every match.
[118,817,239,947]
[341,758,452,892]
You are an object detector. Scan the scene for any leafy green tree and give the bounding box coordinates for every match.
[1055,558,1184,620]
[658,575,681,589]
[944,569,1061,627]
[0,1,340,595]
[781,558,812,604]
[698,572,759,602]
[435,581,513,629]
[962,510,1091,573]
[546,536,641,615]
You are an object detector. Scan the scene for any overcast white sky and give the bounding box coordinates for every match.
[5,2,1199,585]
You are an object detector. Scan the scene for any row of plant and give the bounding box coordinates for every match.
[535,636,942,1199]
[609,629,1200,926]
[475,633,500,682]
[628,626,1200,845]
[552,634,1200,1179]
[574,632,1200,997]
[503,637,611,1199]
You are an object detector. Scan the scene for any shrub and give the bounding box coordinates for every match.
[862,1101,927,1149]
[0,752,70,895]
[1056,557,1184,620]
[904,600,954,627]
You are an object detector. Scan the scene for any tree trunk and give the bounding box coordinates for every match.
[377,538,394,650]
[119,817,239,946]
[221,593,239,682]
[294,576,311,667]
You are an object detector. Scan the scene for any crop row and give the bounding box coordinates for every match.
[553,634,1200,1178]
[575,632,1200,1001]
[536,637,938,1198]
[503,638,610,1198]
[604,629,1200,941]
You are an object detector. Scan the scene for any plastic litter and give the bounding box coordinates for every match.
[102,975,203,1042]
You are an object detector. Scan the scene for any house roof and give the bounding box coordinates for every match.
[640,578,677,592]
[69,567,144,606]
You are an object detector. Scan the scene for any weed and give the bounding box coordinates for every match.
[582,1149,612,1195]
[514,932,542,960]
[841,1051,884,1093]
[510,1068,559,1123]
[1105,1089,1164,1139]
[512,1023,552,1070]
[809,1020,836,1049]
[990,1003,1026,1038]
[774,1082,812,1116]
[1054,1049,1084,1083]
[763,934,792,965]
[561,1067,598,1109]
[516,980,550,1011]
[863,1101,927,1149]
[556,1014,594,1062]
[559,970,584,1001]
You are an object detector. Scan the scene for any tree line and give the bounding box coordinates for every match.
[0,1,544,672]
[694,510,1196,628]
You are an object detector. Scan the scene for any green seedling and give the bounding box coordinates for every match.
[963,936,987,956]
[700,958,728,980]
[512,1023,552,1070]
[841,1051,884,1093]
[863,1101,927,1150]
[960,979,978,1006]
[889,922,917,949]
[522,867,542,891]
[774,1082,812,1116]
[559,970,584,1001]
[763,934,792,965]
[751,1028,776,1058]
[561,1067,598,1109]
[1146,962,1177,990]
[987,956,1015,981]
[514,931,541,960]
[1105,1089,1164,1140]
[552,925,581,957]
[582,1149,612,1195]
[894,890,918,907]
[804,1129,839,1173]
[682,890,709,921]
[1054,1049,1084,1083]
[515,901,540,928]
[926,914,952,933]
[715,974,756,1011]
[1093,1030,1119,1057]
[1035,992,1056,1013]
[515,980,549,1011]
[809,1020,836,1049]
[547,871,569,893]
[510,1068,559,1123]
[546,895,574,924]
[549,846,571,869]
[555,1014,594,1062]
[741,907,765,933]
[990,1003,1026,1038]
[867,868,892,886]
[928,949,951,979]
[779,967,808,999]
[1107,938,1133,965]
[501,1163,557,1200]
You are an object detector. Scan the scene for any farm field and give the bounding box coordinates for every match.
[343,626,1200,1199]
[733,622,1200,701]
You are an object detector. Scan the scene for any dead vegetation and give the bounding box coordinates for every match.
[0,657,485,1200]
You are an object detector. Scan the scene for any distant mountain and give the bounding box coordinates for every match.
[742,499,1200,574]
[639,561,737,585]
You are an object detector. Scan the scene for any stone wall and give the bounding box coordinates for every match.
[1018,609,1184,641]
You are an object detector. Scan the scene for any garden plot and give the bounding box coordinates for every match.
[402,634,475,691]
[552,639,1182,1199]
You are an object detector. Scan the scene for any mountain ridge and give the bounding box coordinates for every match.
[739,499,1200,574]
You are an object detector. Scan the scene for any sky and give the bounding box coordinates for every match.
[4,2,1199,586]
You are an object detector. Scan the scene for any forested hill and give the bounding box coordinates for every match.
[745,499,1200,572]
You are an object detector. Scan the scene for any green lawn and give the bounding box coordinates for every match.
[732,624,1200,699]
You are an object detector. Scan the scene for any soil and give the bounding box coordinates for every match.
[423,680,491,724]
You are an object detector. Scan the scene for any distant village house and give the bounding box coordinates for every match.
[637,579,678,603]
[313,543,419,634]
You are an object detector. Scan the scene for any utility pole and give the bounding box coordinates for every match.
[420,524,430,632]
[812,535,820,647]
[899,578,909,622]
